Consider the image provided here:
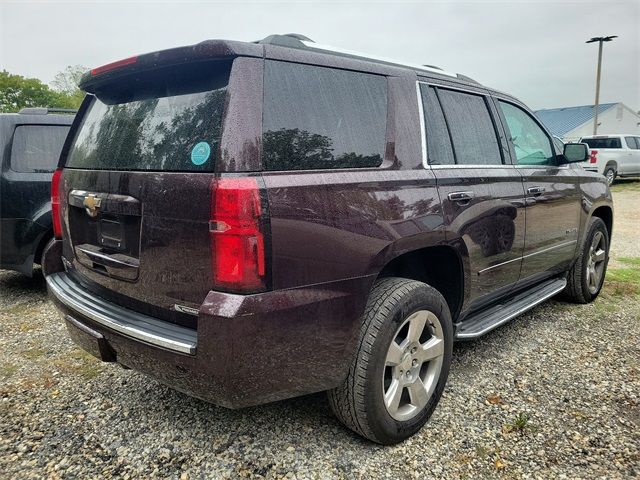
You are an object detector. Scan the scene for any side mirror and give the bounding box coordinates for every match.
[563,142,588,163]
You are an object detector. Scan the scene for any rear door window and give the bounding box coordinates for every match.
[625,136,639,149]
[420,85,455,165]
[436,89,502,165]
[581,137,622,149]
[10,125,70,173]
[66,61,231,171]
[263,61,387,171]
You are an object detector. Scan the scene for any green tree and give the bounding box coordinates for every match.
[51,65,87,108]
[0,68,86,113]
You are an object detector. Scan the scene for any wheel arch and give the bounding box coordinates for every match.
[376,245,466,320]
[33,228,53,264]
[590,205,613,240]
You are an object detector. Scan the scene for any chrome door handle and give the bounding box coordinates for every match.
[527,186,546,195]
[448,191,475,202]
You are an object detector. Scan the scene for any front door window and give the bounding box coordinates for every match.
[499,101,554,166]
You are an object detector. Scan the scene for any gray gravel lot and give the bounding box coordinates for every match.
[1,183,639,479]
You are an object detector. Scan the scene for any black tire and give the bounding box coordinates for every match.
[603,166,616,186]
[563,217,609,304]
[328,277,453,444]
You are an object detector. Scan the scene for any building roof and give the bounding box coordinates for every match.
[534,103,617,137]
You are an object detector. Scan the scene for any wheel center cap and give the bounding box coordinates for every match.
[401,354,412,371]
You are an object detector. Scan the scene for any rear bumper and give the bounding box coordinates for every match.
[47,272,197,354]
[46,266,372,408]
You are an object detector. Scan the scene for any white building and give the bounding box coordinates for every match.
[535,102,640,142]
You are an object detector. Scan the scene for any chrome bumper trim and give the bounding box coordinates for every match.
[46,272,197,355]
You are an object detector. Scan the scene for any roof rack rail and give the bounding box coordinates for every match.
[256,34,457,78]
[456,73,481,85]
[18,107,77,115]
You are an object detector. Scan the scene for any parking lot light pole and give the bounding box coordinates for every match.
[586,35,617,135]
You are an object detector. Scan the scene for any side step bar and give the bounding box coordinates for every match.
[455,277,567,340]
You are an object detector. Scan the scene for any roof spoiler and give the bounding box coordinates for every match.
[79,40,260,92]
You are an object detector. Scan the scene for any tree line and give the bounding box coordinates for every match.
[0,65,86,113]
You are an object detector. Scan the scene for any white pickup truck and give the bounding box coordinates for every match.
[579,135,640,185]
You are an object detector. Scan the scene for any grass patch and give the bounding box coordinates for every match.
[618,257,640,268]
[21,347,47,360]
[52,348,103,380]
[3,302,35,316]
[604,266,640,297]
[18,321,39,332]
[503,412,535,434]
[0,363,18,380]
[610,179,640,193]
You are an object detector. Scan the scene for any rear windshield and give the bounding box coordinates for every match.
[11,124,70,173]
[66,61,231,171]
[580,137,621,149]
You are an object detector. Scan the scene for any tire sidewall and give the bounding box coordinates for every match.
[364,284,453,444]
[579,218,609,301]
[604,167,616,186]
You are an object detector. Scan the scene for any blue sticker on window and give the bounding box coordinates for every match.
[191,141,211,166]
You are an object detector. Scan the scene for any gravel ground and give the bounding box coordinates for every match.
[1,182,639,479]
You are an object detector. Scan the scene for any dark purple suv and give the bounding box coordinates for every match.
[43,34,613,444]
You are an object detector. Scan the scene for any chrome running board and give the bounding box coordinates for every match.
[455,278,567,340]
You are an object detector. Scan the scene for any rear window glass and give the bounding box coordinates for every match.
[581,137,622,149]
[437,89,502,165]
[10,125,70,173]
[263,61,387,171]
[66,61,230,171]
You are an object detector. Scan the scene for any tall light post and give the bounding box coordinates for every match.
[586,36,617,135]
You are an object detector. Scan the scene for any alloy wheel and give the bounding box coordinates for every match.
[605,169,615,185]
[586,231,607,294]
[382,310,444,422]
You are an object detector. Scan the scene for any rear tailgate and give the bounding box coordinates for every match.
[59,59,234,326]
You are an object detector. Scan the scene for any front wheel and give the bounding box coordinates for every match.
[328,277,453,444]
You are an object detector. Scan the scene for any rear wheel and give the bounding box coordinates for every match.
[328,277,453,444]
[563,217,609,303]
[603,166,616,186]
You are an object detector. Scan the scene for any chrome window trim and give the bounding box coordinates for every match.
[430,164,516,170]
[417,80,486,96]
[514,164,571,170]
[416,82,428,169]
[416,80,510,170]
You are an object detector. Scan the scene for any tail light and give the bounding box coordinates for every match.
[210,177,266,292]
[590,150,598,164]
[51,168,63,239]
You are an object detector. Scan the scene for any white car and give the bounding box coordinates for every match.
[579,134,640,185]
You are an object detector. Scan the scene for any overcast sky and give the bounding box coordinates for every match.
[1,0,638,111]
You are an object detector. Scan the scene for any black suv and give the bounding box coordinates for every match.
[1,108,74,275]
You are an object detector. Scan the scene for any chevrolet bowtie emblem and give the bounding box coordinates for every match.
[83,194,102,217]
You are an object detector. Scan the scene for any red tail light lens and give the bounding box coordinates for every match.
[51,168,63,239]
[210,178,265,292]
[590,150,598,164]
